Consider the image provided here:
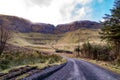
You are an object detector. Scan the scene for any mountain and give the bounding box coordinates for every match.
[58,28,100,44]
[0,14,102,34]
[31,23,54,34]
[55,21,102,34]
[0,14,55,33]
[0,15,32,32]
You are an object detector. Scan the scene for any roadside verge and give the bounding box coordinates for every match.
[23,62,67,80]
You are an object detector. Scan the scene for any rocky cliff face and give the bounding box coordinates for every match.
[31,23,55,34]
[0,15,32,32]
[0,15,55,33]
[55,21,102,34]
[0,15,102,34]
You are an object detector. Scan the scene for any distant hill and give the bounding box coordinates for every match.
[31,23,54,34]
[58,28,100,44]
[55,21,102,34]
[0,14,102,34]
[10,29,101,47]
[0,15,32,32]
[0,14,54,33]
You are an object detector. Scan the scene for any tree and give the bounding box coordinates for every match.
[0,19,12,55]
[74,45,81,57]
[100,0,120,60]
[74,32,81,57]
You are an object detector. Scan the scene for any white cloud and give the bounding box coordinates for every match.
[26,0,53,7]
[0,0,93,25]
[0,0,27,16]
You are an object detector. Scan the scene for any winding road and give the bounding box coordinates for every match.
[43,58,120,80]
[24,58,120,80]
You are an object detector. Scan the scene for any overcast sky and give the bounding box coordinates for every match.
[0,0,114,25]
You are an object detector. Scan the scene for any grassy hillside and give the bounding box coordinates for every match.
[10,32,63,46]
[58,28,101,44]
[8,28,101,52]
[11,29,100,45]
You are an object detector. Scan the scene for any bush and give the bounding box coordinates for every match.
[81,42,111,61]
[0,51,63,71]
[48,54,62,64]
[0,59,10,70]
[74,45,81,57]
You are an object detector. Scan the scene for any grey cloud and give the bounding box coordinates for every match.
[60,4,73,18]
[60,6,67,17]
[27,0,53,6]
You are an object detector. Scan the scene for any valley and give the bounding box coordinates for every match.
[0,14,120,80]
[10,28,101,52]
[1,0,120,80]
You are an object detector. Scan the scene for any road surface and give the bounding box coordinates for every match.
[43,58,120,80]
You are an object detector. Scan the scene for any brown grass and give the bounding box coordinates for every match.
[79,58,120,74]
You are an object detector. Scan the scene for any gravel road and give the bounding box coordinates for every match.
[43,58,120,80]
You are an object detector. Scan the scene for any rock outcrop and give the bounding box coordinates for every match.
[0,15,102,34]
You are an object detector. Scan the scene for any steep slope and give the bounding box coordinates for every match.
[0,14,55,33]
[0,14,101,46]
[31,23,54,34]
[55,21,102,34]
[58,28,100,44]
[11,29,100,46]
[0,14,32,32]
[0,15,102,34]
[10,32,63,46]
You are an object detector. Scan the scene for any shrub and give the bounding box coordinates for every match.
[81,42,111,61]
[74,45,81,57]
[0,51,63,71]
[49,54,62,64]
[0,59,10,70]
